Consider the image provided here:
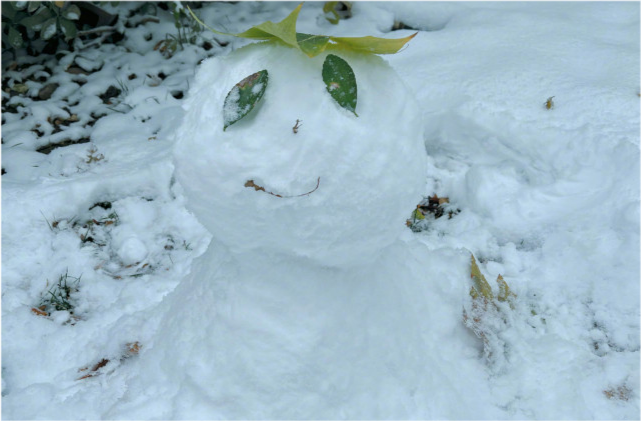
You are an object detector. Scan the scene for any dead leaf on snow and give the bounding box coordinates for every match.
[31,307,48,317]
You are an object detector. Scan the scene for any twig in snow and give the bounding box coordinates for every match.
[244,177,321,198]
[292,119,302,134]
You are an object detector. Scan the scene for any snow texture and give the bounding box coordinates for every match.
[1,2,639,420]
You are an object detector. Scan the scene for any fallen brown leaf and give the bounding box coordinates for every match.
[31,307,48,317]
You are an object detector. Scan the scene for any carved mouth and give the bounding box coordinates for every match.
[244,177,321,198]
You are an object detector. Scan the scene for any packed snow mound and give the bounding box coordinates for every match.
[115,244,493,420]
[174,42,425,266]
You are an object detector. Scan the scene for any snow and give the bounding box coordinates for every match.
[1,2,639,420]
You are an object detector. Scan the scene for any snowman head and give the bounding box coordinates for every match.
[174,42,425,267]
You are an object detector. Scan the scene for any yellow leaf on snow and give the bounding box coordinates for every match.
[496,274,516,304]
[470,254,494,301]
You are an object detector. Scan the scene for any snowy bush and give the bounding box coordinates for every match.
[1,1,82,53]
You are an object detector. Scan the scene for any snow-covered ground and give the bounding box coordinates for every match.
[1,2,639,419]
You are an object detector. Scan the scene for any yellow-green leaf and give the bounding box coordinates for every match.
[12,83,29,94]
[323,1,340,25]
[411,208,425,220]
[329,32,418,55]
[235,3,301,48]
[296,33,331,57]
[496,274,516,306]
[187,3,302,49]
[322,2,338,14]
[470,254,493,300]
[188,3,417,58]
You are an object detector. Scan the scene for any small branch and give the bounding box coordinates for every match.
[292,119,302,134]
[244,177,321,198]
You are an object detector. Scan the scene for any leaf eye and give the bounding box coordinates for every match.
[322,54,358,116]
[223,70,269,131]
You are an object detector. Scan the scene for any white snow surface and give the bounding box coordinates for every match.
[1,2,639,420]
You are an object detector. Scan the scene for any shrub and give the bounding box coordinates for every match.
[2,1,81,53]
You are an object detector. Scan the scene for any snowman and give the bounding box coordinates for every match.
[119,12,495,419]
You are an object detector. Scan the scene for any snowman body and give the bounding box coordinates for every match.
[124,43,493,418]
[138,240,481,419]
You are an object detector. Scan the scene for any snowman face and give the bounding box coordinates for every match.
[174,43,426,266]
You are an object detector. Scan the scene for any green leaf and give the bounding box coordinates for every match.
[2,2,17,20]
[58,17,76,39]
[18,15,47,27]
[7,25,23,48]
[223,70,268,131]
[296,33,330,57]
[40,17,57,40]
[322,54,357,116]
[14,1,27,11]
[18,8,53,31]
[323,1,340,25]
[34,6,53,19]
[62,4,80,20]
[27,1,41,13]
